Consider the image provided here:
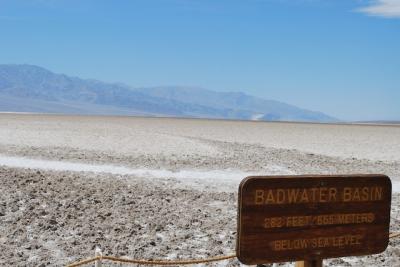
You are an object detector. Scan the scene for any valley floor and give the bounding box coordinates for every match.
[0,114,399,266]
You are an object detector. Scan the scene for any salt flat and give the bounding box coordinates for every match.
[1,113,399,184]
[0,113,399,266]
[1,113,400,161]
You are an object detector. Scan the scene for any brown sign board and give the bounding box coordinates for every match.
[237,175,392,265]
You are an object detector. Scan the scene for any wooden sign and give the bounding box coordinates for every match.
[237,175,392,265]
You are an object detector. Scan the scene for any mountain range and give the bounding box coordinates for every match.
[0,64,337,122]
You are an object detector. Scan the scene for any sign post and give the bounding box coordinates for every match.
[237,175,391,265]
[295,259,323,267]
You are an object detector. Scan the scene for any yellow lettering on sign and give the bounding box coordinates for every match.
[288,188,300,203]
[319,187,327,202]
[329,188,337,201]
[270,234,364,251]
[263,213,375,228]
[266,190,275,204]
[255,190,264,205]
[276,189,285,204]
[254,186,384,205]
[375,187,383,200]
[343,187,352,202]
[343,187,384,202]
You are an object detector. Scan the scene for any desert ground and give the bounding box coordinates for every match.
[0,113,399,266]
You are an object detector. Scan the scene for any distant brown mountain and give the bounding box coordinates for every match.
[0,64,337,122]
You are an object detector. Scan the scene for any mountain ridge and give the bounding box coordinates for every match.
[0,64,338,122]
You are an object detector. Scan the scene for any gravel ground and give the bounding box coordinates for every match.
[0,167,399,267]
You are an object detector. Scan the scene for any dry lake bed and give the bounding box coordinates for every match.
[0,113,399,266]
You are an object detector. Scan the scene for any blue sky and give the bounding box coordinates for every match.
[0,0,399,121]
